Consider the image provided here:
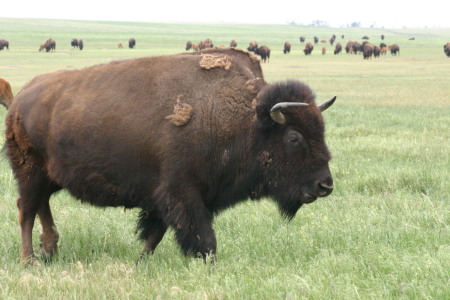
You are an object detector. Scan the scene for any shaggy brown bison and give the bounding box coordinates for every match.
[129,38,136,49]
[255,45,271,62]
[314,36,319,44]
[0,78,13,108]
[0,39,9,50]
[373,45,380,58]
[334,43,342,55]
[71,39,84,50]
[118,42,123,48]
[322,46,326,55]
[303,42,314,55]
[283,41,291,54]
[230,40,237,47]
[299,36,305,43]
[247,40,258,52]
[185,41,198,51]
[44,39,56,52]
[363,43,374,59]
[6,48,335,265]
[443,42,450,57]
[390,44,400,55]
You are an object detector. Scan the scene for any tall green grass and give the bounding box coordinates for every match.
[0,18,449,299]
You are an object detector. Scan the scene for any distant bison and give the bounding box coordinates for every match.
[71,39,83,50]
[299,36,305,43]
[255,45,271,62]
[129,38,136,49]
[334,43,342,55]
[390,44,400,55]
[322,46,326,55]
[303,42,314,55]
[5,48,335,264]
[443,42,450,57]
[44,39,56,52]
[0,39,9,50]
[0,78,13,108]
[314,36,319,44]
[117,42,123,48]
[247,40,258,52]
[373,46,380,58]
[185,41,199,51]
[230,40,237,48]
[283,41,291,54]
[363,43,374,59]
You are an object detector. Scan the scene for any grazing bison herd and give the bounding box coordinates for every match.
[1,35,449,58]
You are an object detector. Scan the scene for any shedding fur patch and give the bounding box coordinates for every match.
[245,77,264,95]
[199,54,232,71]
[165,96,193,126]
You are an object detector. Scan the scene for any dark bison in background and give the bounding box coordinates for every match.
[390,44,400,55]
[299,36,305,43]
[283,41,291,54]
[44,39,56,52]
[303,42,314,55]
[129,38,136,49]
[443,42,450,57]
[334,43,342,55]
[247,40,258,52]
[0,77,14,109]
[363,43,374,59]
[71,39,84,50]
[314,36,319,44]
[0,39,9,50]
[6,48,335,265]
[230,40,237,47]
[255,45,271,62]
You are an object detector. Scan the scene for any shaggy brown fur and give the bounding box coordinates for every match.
[0,78,14,108]
[283,42,291,54]
[6,48,335,264]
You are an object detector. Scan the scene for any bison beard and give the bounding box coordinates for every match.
[6,48,335,264]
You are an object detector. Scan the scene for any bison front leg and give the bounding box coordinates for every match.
[156,186,217,261]
[136,209,167,262]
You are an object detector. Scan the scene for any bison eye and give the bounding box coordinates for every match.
[284,129,304,147]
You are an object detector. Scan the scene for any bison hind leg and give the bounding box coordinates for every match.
[135,209,167,262]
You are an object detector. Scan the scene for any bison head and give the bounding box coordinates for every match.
[252,81,335,218]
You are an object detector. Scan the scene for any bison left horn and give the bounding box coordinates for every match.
[318,96,337,112]
[270,102,309,124]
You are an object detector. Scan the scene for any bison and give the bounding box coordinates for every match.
[283,41,291,54]
[6,48,335,265]
[129,38,136,49]
[247,40,258,52]
[44,39,56,52]
[390,44,400,55]
[117,42,123,49]
[363,43,374,59]
[71,39,83,50]
[303,42,314,55]
[230,40,237,48]
[0,78,13,109]
[299,36,305,43]
[334,43,342,55]
[373,45,380,58]
[444,42,450,57]
[322,46,326,55]
[0,39,9,50]
[255,45,271,62]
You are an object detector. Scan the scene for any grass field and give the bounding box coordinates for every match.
[0,18,449,299]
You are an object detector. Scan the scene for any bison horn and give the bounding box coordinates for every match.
[318,96,336,112]
[270,102,309,124]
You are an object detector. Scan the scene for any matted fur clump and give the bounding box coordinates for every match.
[199,54,232,70]
[165,96,194,126]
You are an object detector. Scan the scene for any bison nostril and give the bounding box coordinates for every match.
[318,182,334,197]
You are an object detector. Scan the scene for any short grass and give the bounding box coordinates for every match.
[0,18,449,299]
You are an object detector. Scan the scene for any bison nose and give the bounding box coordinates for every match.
[317,180,334,197]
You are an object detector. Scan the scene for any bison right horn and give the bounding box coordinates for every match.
[318,96,337,112]
[270,102,309,124]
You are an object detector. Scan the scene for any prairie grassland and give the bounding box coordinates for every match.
[0,18,449,299]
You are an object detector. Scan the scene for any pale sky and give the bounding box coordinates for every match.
[2,0,449,28]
